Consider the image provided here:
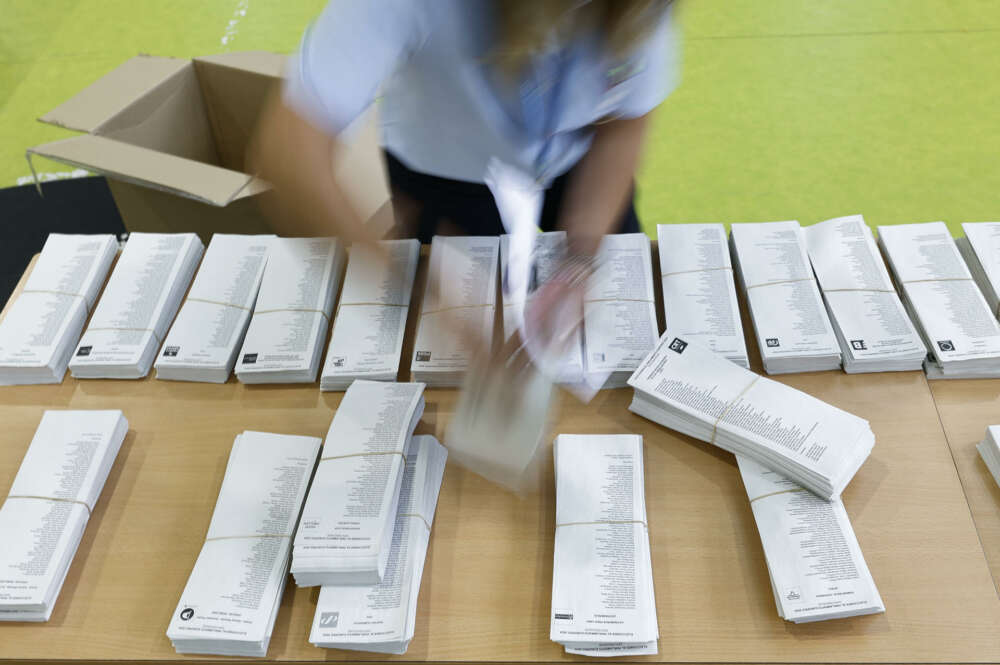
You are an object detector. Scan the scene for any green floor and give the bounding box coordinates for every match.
[3,1,998,235]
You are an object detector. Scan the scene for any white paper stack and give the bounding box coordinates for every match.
[628,331,873,499]
[731,221,842,374]
[155,234,273,383]
[805,215,926,372]
[309,435,447,654]
[411,236,498,387]
[69,232,204,379]
[0,410,128,621]
[957,222,1000,317]
[236,238,346,384]
[583,233,659,389]
[550,434,658,656]
[737,455,884,622]
[975,425,1000,487]
[0,234,117,385]
[167,430,320,656]
[879,222,1000,378]
[292,380,425,586]
[321,239,420,390]
[656,223,748,367]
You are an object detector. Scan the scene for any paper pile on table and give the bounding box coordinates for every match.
[321,239,420,390]
[805,215,926,372]
[737,455,885,622]
[879,222,1000,378]
[550,434,658,656]
[292,380,425,586]
[69,232,204,379]
[731,221,842,374]
[167,430,320,656]
[310,435,447,654]
[628,331,873,499]
[0,234,117,385]
[236,238,346,384]
[976,425,1000,487]
[0,410,128,621]
[155,234,272,382]
[957,222,1000,317]
[657,223,748,367]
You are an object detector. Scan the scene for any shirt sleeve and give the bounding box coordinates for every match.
[613,6,681,119]
[284,0,428,135]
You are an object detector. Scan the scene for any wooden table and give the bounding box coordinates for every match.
[2,252,1000,664]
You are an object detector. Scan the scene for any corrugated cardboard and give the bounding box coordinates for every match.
[28,52,392,241]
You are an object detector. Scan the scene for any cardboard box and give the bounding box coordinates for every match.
[27,52,393,241]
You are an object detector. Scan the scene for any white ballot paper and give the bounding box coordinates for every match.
[583,233,659,389]
[167,430,320,657]
[656,223,748,367]
[236,238,346,384]
[628,331,873,499]
[411,235,499,387]
[310,435,447,654]
[155,234,273,383]
[731,221,842,374]
[805,215,926,373]
[69,232,204,379]
[321,239,420,390]
[0,234,117,385]
[550,434,658,656]
[737,455,884,622]
[0,410,128,621]
[976,425,1000,487]
[957,222,1000,318]
[292,380,425,586]
[879,222,1000,378]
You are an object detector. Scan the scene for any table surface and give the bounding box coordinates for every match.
[2,249,1000,664]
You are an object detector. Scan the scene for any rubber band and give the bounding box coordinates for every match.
[399,513,432,530]
[205,533,291,542]
[21,289,90,314]
[746,278,814,290]
[186,297,250,312]
[253,307,330,324]
[320,450,405,463]
[6,494,92,516]
[711,375,761,446]
[661,266,732,279]
[338,302,408,308]
[749,488,808,504]
[583,297,654,304]
[420,303,493,316]
[900,277,974,285]
[84,327,161,345]
[556,519,647,528]
[822,287,896,294]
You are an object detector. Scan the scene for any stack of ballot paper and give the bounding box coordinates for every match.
[976,425,1000,487]
[737,455,885,622]
[0,410,128,621]
[550,434,658,656]
[411,236,499,387]
[657,223,748,367]
[69,232,204,379]
[236,238,346,384]
[879,222,1000,378]
[321,239,420,390]
[0,234,117,385]
[957,222,1000,317]
[731,221,842,374]
[805,215,926,372]
[628,331,873,499]
[292,380,425,586]
[155,234,272,383]
[310,435,447,654]
[583,233,659,389]
[167,430,320,656]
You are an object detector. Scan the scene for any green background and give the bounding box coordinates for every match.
[2,0,998,234]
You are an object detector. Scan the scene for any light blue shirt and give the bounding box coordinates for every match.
[285,0,680,185]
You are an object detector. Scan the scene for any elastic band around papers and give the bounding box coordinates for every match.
[204,533,291,542]
[338,301,408,308]
[320,450,406,463]
[661,266,732,279]
[710,375,761,446]
[420,303,493,317]
[900,277,975,285]
[186,297,251,311]
[84,326,162,344]
[746,278,814,290]
[6,494,92,516]
[822,287,896,294]
[253,307,330,323]
[20,289,90,314]
[583,297,655,304]
[556,519,648,528]
[400,513,432,530]
[748,488,808,504]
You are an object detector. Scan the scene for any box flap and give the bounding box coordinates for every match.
[193,51,286,78]
[28,135,260,206]
[39,55,192,133]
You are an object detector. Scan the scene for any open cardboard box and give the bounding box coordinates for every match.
[27,52,393,242]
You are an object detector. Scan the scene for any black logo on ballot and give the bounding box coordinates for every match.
[937,340,955,352]
[179,607,194,621]
[668,338,688,354]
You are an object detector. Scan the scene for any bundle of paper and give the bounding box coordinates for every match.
[805,215,926,373]
[292,380,425,586]
[236,238,346,384]
[550,434,658,656]
[736,455,884,622]
[167,430,320,656]
[310,435,447,654]
[411,236,498,387]
[69,232,204,379]
[731,221,842,374]
[0,234,117,385]
[583,233,659,389]
[976,425,1000,487]
[657,223,748,367]
[321,239,420,390]
[155,234,273,383]
[878,222,1000,378]
[628,331,873,499]
[0,410,128,621]
[957,222,1000,317]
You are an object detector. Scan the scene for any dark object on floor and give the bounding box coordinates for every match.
[0,176,125,310]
